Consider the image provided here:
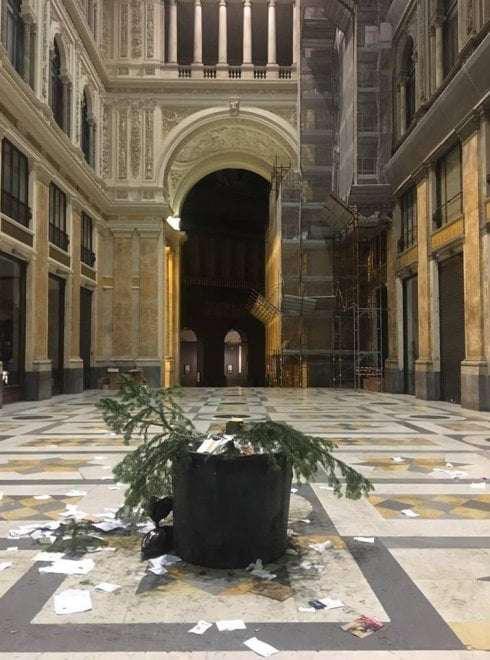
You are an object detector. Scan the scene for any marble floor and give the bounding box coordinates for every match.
[0,387,489,659]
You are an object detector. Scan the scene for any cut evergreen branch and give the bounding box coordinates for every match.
[97,377,373,512]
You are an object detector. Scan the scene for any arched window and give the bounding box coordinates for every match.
[442,0,458,76]
[402,37,416,130]
[51,40,64,130]
[81,89,91,165]
[4,0,25,76]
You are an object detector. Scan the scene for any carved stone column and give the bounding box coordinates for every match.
[25,165,52,400]
[292,0,299,66]
[217,0,228,78]
[434,19,444,87]
[267,0,277,65]
[111,227,135,360]
[243,0,252,65]
[193,0,202,64]
[168,0,178,64]
[64,199,84,393]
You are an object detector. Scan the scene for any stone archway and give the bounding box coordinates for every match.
[158,106,298,215]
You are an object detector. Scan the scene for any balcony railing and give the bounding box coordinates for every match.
[433,192,463,229]
[167,64,295,80]
[49,223,70,251]
[1,191,32,227]
[81,246,96,268]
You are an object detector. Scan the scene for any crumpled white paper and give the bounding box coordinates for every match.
[94,582,120,592]
[216,619,246,631]
[243,637,278,657]
[246,559,276,581]
[308,541,333,553]
[54,589,92,615]
[0,562,12,572]
[39,558,95,575]
[188,620,212,635]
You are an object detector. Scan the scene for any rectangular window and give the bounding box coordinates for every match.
[399,187,417,251]
[4,0,24,76]
[49,183,69,251]
[434,143,462,228]
[81,212,96,267]
[1,139,30,227]
[443,0,459,77]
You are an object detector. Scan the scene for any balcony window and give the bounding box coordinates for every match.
[1,139,31,227]
[443,0,459,77]
[3,0,25,76]
[434,143,462,228]
[399,187,417,252]
[81,212,96,267]
[49,183,69,251]
[81,90,92,165]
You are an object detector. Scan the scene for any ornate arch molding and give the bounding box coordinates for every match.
[158,107,298,215]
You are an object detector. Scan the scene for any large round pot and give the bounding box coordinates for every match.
[172,452,292,568]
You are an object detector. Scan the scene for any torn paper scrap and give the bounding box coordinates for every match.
[341,615,384,638]
[34,495,52,500]
[39,558,95,575]
[392,457,404,463]
[65,490,87,497]
[401,509,419,518]
[354,536,375,544]
[298,607,316,613]
[216,619,246,631]
[318,597,344,610]
[6,547,18,553]
[188,620,213,635]
[33,552,65,562]
[54,589,92,615]
[147,557,168,576]
[93,520,126,532]
[0,562,12,572]
[243,637,279,657]
[299,519,311,524]
[94,582,120,593]
[319,485,334,491]
[290,488,298,494]
[308,541,333,553]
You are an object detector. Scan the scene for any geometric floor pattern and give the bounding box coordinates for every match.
[0,386,489,659]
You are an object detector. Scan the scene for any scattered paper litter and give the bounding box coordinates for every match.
[108,485,121,490]
[299,519,311,524]
[290,488,298,494]
[33,552,65,562]
[401,509,419,518]
[54,589,92,615]
[147,557,168,576]
[0,562,12,572]
[94,582,120,593]
[0,492,3,500]
[93,520,126,532]
[318,597,344,610]
[246,559,276,581]
[470,482,486,489]
[319,485,334,491]
[243,637,278,657]
[392,457,404,463]
[216,619,246,631]
[188,620,213,635]
[298,607,315,613]
[6,547,18,553]
[34,495,52,500]
[341,615,384,639]
[39,558,95,575]
[354,537,375,544]
[65,490,87,497]
[308,541,332,553]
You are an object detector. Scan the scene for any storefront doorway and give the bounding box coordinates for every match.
[0,252,26,403]
[48,274,65,395]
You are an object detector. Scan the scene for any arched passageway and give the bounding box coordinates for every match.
[181,169,268,387]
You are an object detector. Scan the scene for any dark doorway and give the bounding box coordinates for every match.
[224,329,248,386]
[181,169,268,387]
[439,253,465,403]
[180,328,202,387]
[48,274,65,395]
[403,275,418,394]
[80,287,93,389]
[0,252,26,403]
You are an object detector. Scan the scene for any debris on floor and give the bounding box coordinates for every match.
[54,589,92,615]
[247,559,277,580]
[354,536,375,543]
[216,619,247,631]
[0,561,12,572]
[188,620,213,635]
[341,615,384,638]
[39,558,95,575]
[243,636,279,657]
[401,508,420,518]
[308,540,333,553]
[94,582,120,592]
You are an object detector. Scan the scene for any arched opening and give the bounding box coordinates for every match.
[4,0,25,76]
[180,328,202,387]
[402,36,415,130]
[50,37,69,134]
[81,88,92,165]
[224,329,248,386]
[180,169,268,387]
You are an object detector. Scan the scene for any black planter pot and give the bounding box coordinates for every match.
[172,452,292,568]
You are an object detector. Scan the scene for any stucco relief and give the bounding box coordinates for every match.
[130,107,142,178]
[131,0,143,58]
[144,109,154,179]
[145,1,154,59]
[161,112,296,213]
[102,104,113,178]
[120,3,129,58]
